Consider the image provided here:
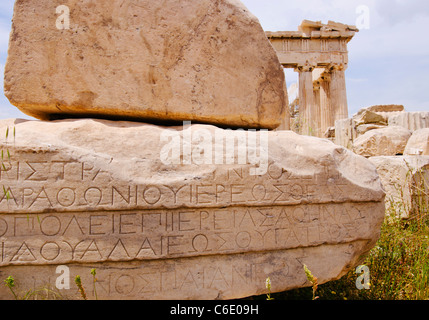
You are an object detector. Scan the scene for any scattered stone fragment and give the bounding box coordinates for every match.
[369,156,429,219]
[353,126,412,157]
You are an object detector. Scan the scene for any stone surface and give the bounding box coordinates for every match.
[0,118,385,300]
[353,109,387,127]
[333,106,405,149]
[335,118,356,149]
[356,124,387,137]
[369,156,429,218]
[365,105,404,113]
[388,112,429,132]
[4,0,287,130]
[353,126,412,157]
[404,128,429,156]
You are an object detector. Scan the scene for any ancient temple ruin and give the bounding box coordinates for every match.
[267,20,359,137]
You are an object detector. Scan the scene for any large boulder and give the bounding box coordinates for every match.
[369,156,429,219]
[353,126,412,157]
[404,128,429,156]
[4,0,287,129]
[0,119,385,300]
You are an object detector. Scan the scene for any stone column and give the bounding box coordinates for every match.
[295,64,316,136]
[319,71,332,135]
[313,80,321,137]
[329,63,349,122]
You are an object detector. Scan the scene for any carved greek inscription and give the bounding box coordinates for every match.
[0,160,115,185]
[0,180,339,212]
[0,241,363,299]
[0,183,313,211]
[0,202,378,266]
[1,261,277,299]
[0,159,355,213]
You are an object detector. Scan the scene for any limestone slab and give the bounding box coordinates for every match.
[4,0,287,129]
[0,241,374,300]
[352,109,387,127]
[388,112,429,132]
[356,124,387,137]
[353,126,412,157]
[0,119,385,300]
[365,105,404,113]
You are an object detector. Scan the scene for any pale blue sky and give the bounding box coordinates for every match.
[0,0,428,120]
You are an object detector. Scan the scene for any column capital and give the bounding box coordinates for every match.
[320,71,331,81]
[327,63,347,72]
[295,61,316,73]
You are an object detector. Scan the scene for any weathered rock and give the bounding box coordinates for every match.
[324,126,335,139]
[366,105,404,113]
[0,118,385,300]
[353,109,387,127]
[333,106,405,149]
[404,128,429,156]
[335,118,356,149]
[4,0,287,129]
[353,126,412,157]
[369,156,429,218]
[356,124,387,137]
[388,112,429,132]
[354,105,405,122]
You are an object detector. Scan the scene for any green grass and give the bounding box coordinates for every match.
[261,214,429,300]
[263,167,429,301]
[3,276,65,300]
